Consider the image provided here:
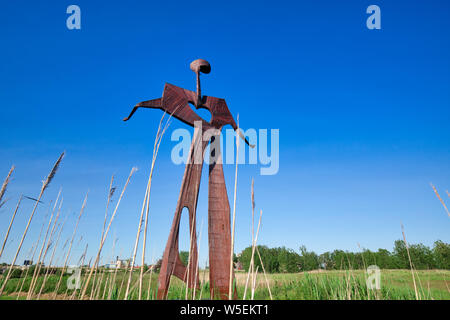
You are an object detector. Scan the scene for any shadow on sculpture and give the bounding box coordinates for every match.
[124,59,253,300]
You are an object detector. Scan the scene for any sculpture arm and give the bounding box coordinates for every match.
[123,98,163,121]
[203,96,255,148]
[231,121,256,149]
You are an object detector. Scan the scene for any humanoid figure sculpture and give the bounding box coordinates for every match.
[124,59,252,299]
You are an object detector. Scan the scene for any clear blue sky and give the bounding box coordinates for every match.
[0,0,449,267]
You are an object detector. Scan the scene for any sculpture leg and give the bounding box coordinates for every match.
[208,134,237,299]
[157,128,208,299]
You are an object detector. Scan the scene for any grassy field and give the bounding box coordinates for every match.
[1,154,449,302]
[1,269,448,300]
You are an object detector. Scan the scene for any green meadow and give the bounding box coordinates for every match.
[1,269,448,300]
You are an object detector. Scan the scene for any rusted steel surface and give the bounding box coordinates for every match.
[124,60,248,300]
[156,127,208,299]
[208,135,238,299]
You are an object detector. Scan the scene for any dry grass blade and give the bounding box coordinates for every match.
[53,191,88,298]
[124,179,150,300]
[81,166,137,298]
[0,165,15,209]
[401,223,419,300]
[0,195,22,259]
[192,219,204,300]
[244,209,263,299]
[90,175,115,298]
[138,110,174,300]
[27,190,62,299]
[229,114,240,300]
[37,212,68,300]
[185,204,197,300]
[32,195,63,298]
[101,175,115,247]
[0,152,64,295]
[251,266,259,300]
[126,112,171,300]
[255,246,272,300]
[250,178,255,292]
[16,207,51,298]
[430,183,450,217]
[146,257,155,300]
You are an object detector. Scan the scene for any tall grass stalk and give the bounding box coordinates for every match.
[70,243,88,300]
[243,209,263,299]
[107,239,120,300]
[256,246,272,300]
[430,183,450,217]
[199,259,208,300]
[16,208,50,297]
[251,266,259,300]
[0,165,15,209]
[146,256,155,300]
[140,111,172,300]
[37,212,68,299]
[192,219,204,300]
[228,115,240,300]
[101,175,115,248]
[80,167,137,299]
[401,224,419,300]
[53,191,88,298]
[27,190,61,299]
[185,199,198,300]
[89,175,116,299]
[185,223,193,299]
[0,195,22,259]
[123,112,171,300]
[124,180,149,300]
[95,269,105,299]
[250,178,255,293]
[0,152,64,295]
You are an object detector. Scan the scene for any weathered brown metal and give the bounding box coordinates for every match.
[124,59,248,299]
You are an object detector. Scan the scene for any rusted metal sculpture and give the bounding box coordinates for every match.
[124,59,252,300]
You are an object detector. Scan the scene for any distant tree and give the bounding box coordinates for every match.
[277,247,300,273]
[433,240,450,269]
[239,246,259,272]
[319,252,334,270]
[238,245,280,273]
[152,259,162,272]
[392,240,436,269]
[299,246,319,271]
[408,243,435,269]
[373,248,394,269]
[392,240,409,269]
[235,240,449,274]
[179,251,189,266]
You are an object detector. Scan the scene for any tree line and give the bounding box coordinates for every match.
[236,240,450,273]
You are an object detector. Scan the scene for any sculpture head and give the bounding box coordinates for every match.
[190,59,211,74]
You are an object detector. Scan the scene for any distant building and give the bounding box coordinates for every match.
[104,257,130,269]
[116,258,130,269]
